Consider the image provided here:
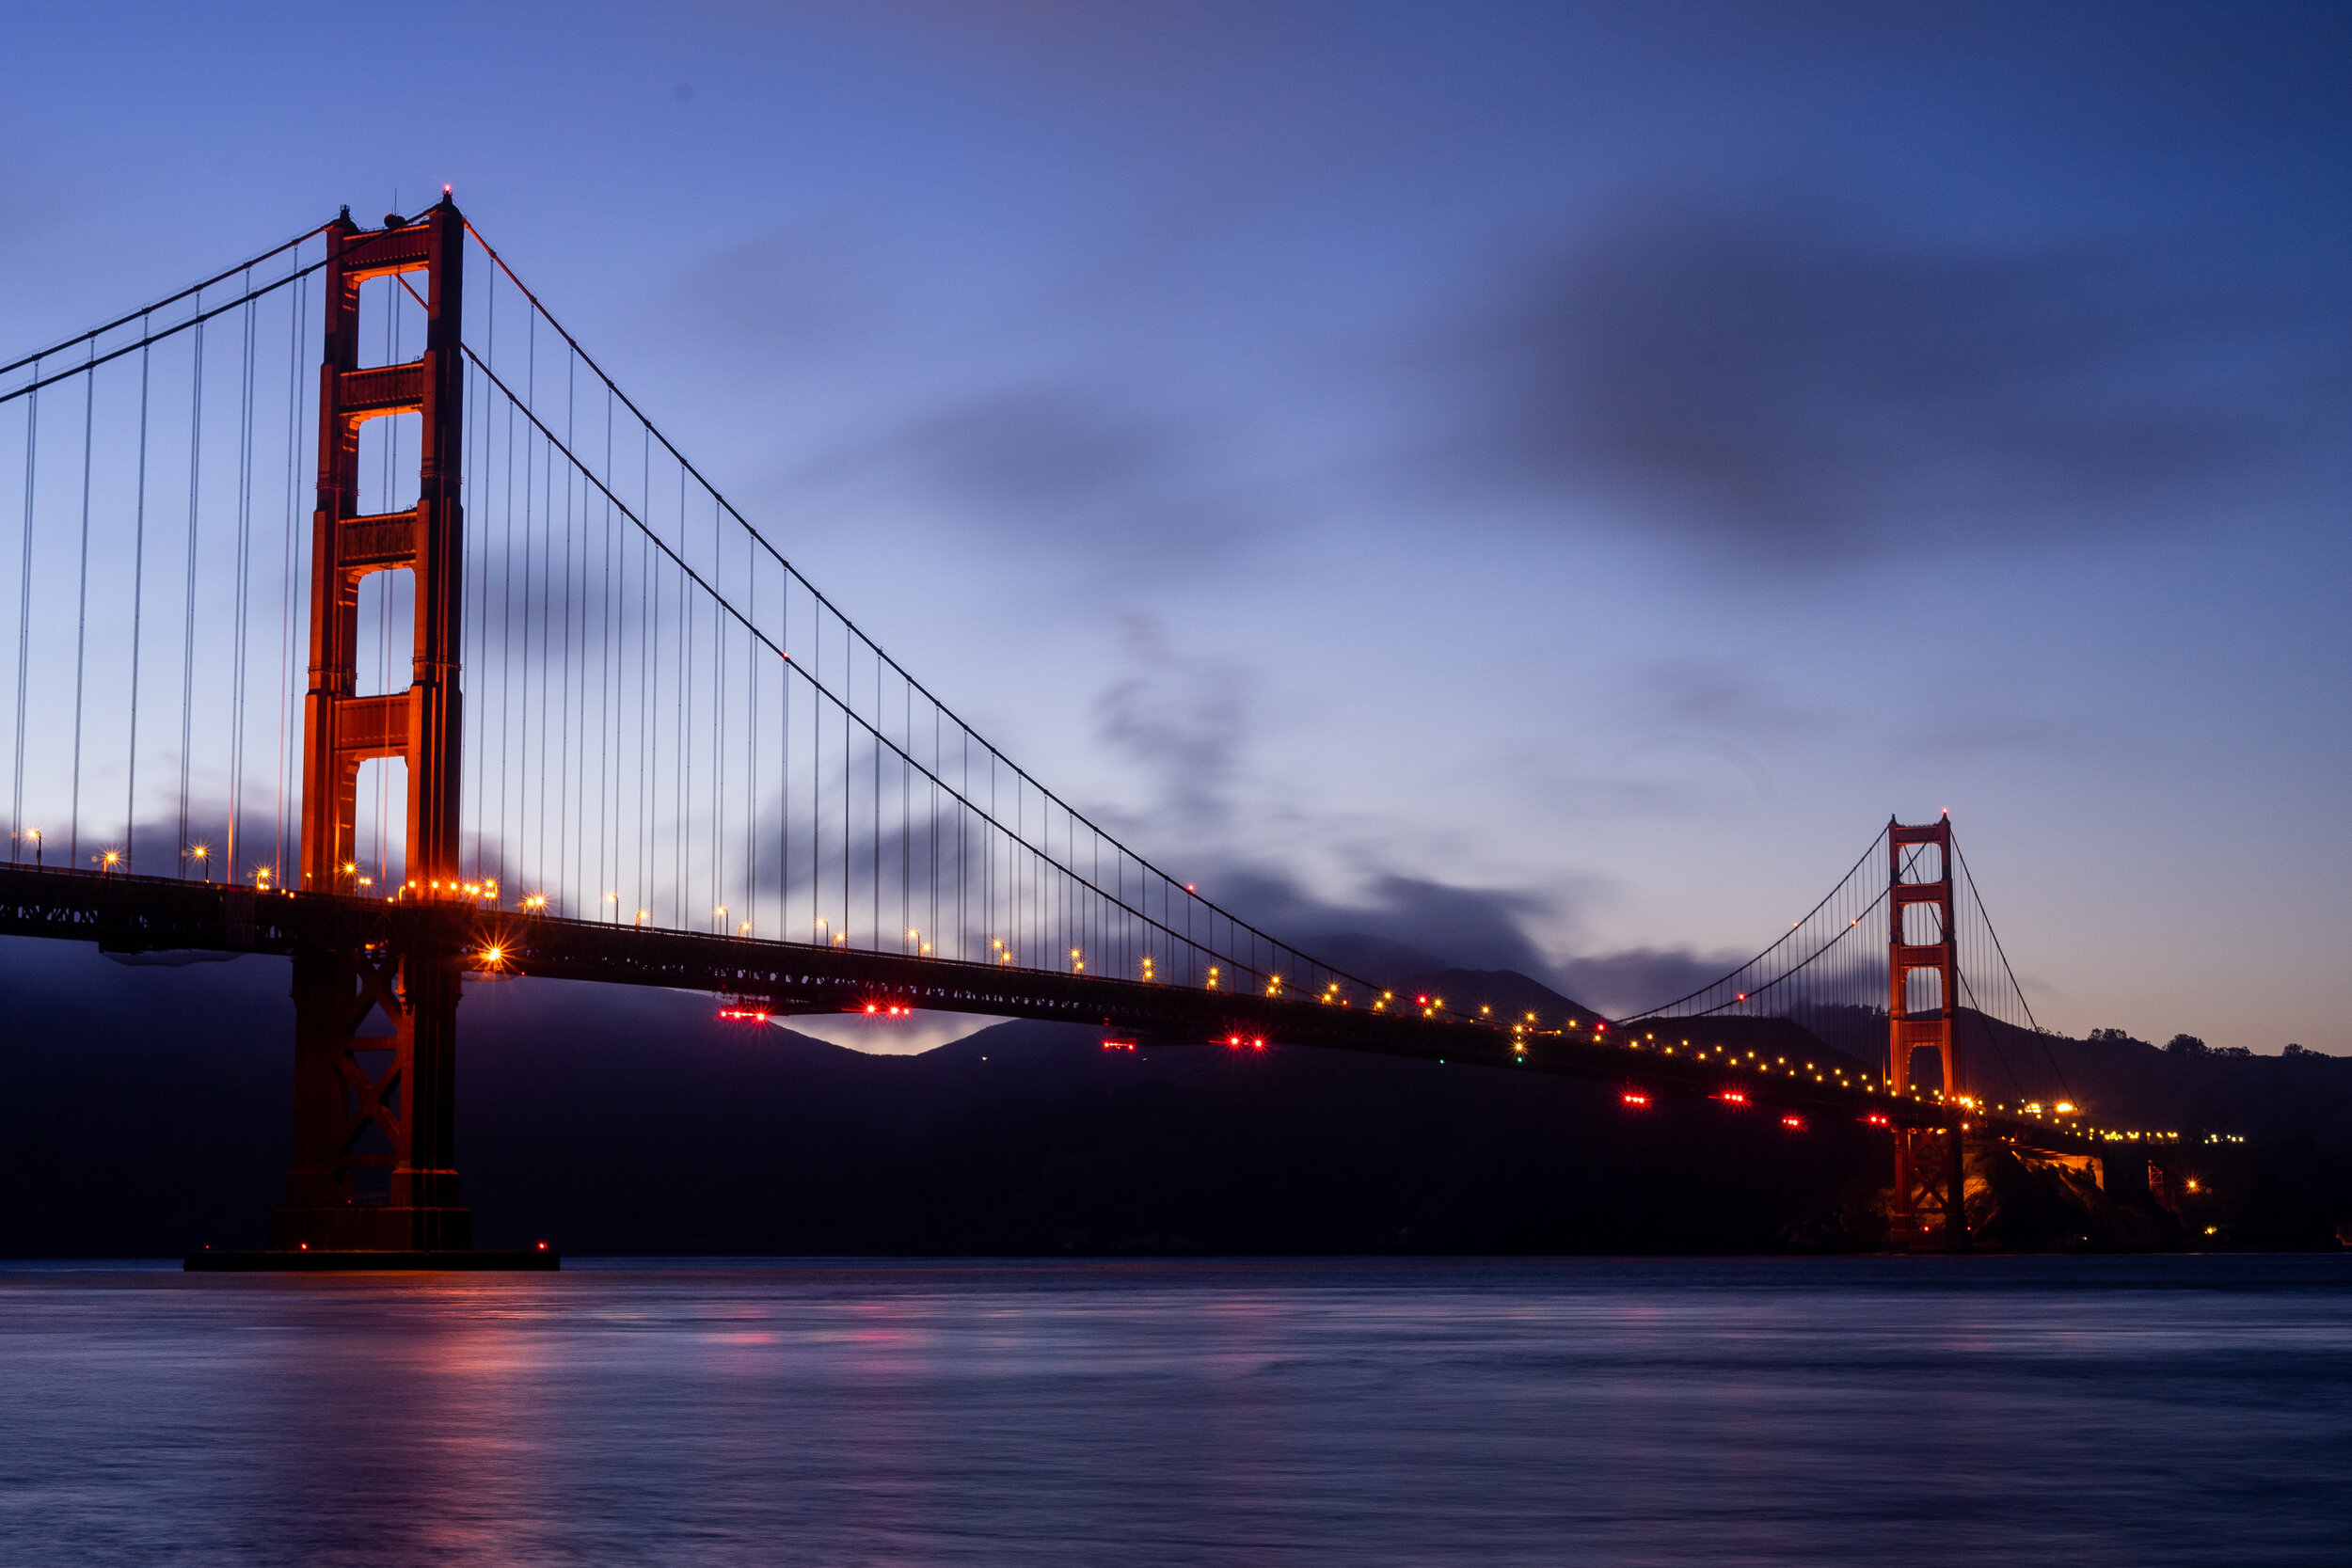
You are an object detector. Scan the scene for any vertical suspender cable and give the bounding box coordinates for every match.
[599,384,613,918]
[637,428,650,915]
[675,475,689,926]
[810,587,820,941]
[126,331,151,870]
[69,359,94,866]
[14,369,39,862]
[501,366,518,886]
[521,310,538,893]
[463,357,484,879]
[902,676,911,952]
[790,585,803,936]
[536,420,554,898]
[228,279,258,876]
[842,620,850,943]
[275,271,304,877]
[557,356,575,909]
[178,322,205,873]
[712,494,724,927]
[744,516,755,931]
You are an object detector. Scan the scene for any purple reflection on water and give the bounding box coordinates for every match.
[1,1257,2347,1564]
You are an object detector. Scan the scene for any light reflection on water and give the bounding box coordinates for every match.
[1,1257,2347,1565]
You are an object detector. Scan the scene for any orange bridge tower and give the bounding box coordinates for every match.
[271,199,470,1253]
[1887,814,1967,1248]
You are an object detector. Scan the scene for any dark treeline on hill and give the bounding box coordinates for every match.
[0,939,2344,1256]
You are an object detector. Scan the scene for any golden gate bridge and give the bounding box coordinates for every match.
[0,199,2178,1265]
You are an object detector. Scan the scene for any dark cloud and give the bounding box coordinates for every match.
[1198,860,1751,1021]
[1794,3,2352,142]
[894,388,1173,518]
[802,384,1248,563]
[1464,202,2351,561]
[1091,614,1248,832]
[1553,946,1746,1020]
[1205,865,1560,982]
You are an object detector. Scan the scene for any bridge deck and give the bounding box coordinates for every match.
[0,863,2137,1156]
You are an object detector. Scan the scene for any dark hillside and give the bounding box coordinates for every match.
[0,938,1887,1257]
[0,937,2340,1255]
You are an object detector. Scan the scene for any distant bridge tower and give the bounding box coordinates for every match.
[1887,814,1966,1245]
[272,199,470,1253]
[1888,815,1957,1101]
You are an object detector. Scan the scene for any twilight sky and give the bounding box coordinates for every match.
[5,2,2348,1049]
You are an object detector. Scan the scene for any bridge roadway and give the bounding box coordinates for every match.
[0,863,2122,1158]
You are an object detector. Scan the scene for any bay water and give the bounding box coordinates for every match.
[2,1257,2346,1564]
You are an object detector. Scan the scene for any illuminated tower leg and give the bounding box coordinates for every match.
[269,931,469,1251]
[271,199,469,1255]
[1887,815,1967,1250]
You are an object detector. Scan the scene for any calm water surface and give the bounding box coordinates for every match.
[1,1256,2346,1565]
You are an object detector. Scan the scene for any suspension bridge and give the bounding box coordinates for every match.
[0,199,2172,1265]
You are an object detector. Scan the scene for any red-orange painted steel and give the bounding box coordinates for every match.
[274,202,470,1254]
[298,200,466,894]
[1886,814,1967,1247]
[1886,814,1958,1100]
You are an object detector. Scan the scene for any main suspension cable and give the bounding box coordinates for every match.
[0,223,330,383]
